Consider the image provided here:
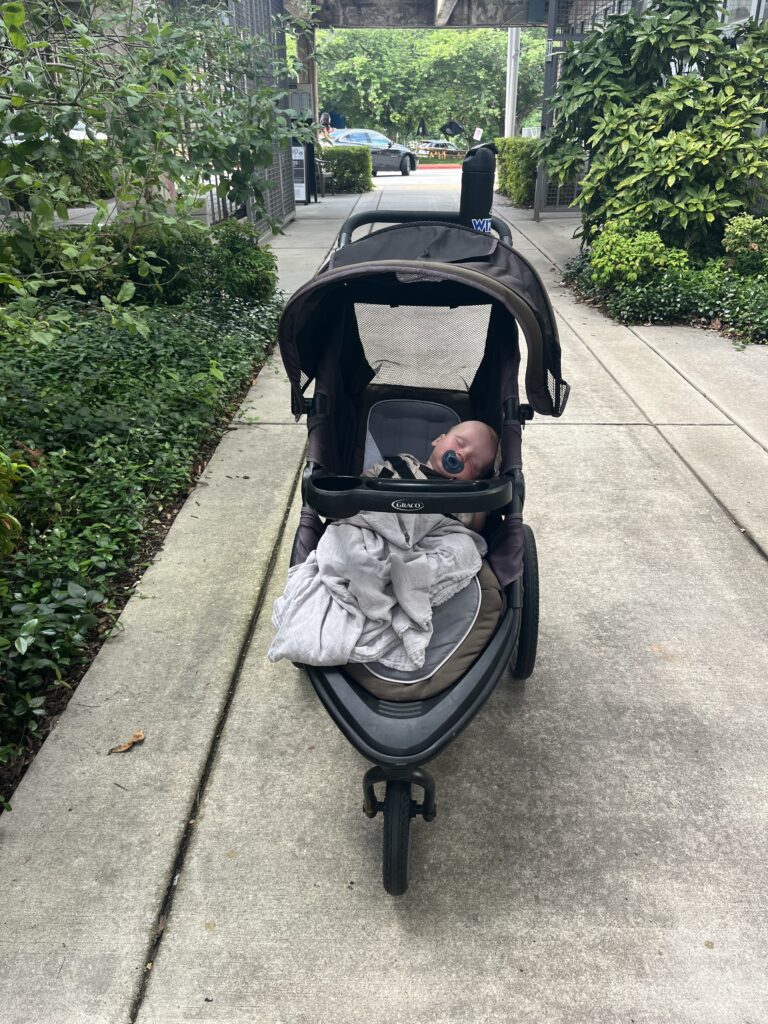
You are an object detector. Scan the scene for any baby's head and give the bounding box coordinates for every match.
[427,420,499,481]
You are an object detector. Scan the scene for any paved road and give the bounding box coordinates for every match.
[2,170,767,1024]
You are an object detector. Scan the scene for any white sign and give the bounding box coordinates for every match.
[292,145,306,202]
[473,127,483,141]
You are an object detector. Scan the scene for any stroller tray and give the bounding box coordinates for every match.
[304,473,513,518]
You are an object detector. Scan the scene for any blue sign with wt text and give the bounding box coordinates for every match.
[471,218,492,234]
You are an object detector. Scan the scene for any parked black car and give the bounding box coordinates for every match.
[329,129,418,176]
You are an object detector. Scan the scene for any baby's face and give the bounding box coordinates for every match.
[428,422,497,481]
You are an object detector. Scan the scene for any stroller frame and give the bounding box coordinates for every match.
[278,203,568,895]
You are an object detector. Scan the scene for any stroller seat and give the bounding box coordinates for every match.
[305,395,517,759]
[363,398,460,471]
[349,399,504,701]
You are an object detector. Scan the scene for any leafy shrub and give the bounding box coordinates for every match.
[603,269,694,323]
[541,0,768,251]
[716,272,768,343]
[0,296,281,786]
[102,219,277,305]
[569,229,768,343]
[210,219,277,303]
[0,0,305,354]
[722,214,768,276]
[4,142,114,210]
[323,146,373,193]
[603,266,768,342]
[589,222,688,288]
[563,250,601,298]
[495,137,538,208]
[0,449,32,558]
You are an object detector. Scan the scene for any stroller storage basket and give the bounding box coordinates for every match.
[304,472,513,519]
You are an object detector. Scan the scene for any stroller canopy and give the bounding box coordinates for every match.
[279,221,570,420]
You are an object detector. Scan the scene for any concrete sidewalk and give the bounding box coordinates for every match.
[2,172,767,1024]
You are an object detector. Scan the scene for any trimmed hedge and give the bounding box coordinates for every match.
[322,145,373,193]
[0,294,281,803]
[495,137,538,208]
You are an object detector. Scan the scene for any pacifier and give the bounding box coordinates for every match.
[441,449,465,475]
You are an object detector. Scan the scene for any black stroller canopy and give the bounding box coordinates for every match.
[279,221,570,419]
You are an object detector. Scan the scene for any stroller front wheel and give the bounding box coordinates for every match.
[383,781,412,896]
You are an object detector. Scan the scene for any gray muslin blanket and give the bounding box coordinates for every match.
[268,512,486,670]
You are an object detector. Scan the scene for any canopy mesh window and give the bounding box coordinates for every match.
[354,303,492,391]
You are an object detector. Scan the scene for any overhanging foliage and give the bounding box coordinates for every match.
[0,0,305,340]
[541,0,768,251]
[317,28,546,142]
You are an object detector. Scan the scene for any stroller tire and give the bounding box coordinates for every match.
[383,781,412,896]
[512,524,539,680]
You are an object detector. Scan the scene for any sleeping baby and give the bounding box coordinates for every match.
[364,420,499,532]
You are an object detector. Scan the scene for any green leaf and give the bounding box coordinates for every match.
[6,25,26,49]
[116,280,136,304]
[667,174,676,187]
[9,110,44,134]
[14,636,29,655]
[1,2,26,28]
[67,582,87,599]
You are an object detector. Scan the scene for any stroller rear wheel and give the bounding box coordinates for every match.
[383,781,412,896]
[512,523,539,680]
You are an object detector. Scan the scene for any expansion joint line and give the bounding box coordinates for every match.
[555,305,768,566]
[128,451,307,1022]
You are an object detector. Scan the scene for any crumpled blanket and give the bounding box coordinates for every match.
[268,511,486,670]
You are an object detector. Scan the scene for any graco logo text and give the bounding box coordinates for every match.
[392,500,425,511]
[471,217,492,234]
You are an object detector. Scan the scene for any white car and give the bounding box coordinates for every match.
[416,140,461,157]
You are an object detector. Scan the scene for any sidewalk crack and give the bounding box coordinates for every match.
[127,451,306,1023]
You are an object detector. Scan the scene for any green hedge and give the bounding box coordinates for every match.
[0,296,281,802]
[495,137,538,208]
[322,145,373,194]
[565,218,768,344]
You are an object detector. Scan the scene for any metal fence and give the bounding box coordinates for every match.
[202,0,295,232]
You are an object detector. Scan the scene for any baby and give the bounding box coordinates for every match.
[364,420,499,532]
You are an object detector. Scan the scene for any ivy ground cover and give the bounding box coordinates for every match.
[0,296,281,807]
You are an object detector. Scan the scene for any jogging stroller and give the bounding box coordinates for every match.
[278,206,569,895]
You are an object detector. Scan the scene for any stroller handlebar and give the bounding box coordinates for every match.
[337,210,513,248]
[303,472,514,519]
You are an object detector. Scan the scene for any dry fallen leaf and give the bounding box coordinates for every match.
[108,730,145,755]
